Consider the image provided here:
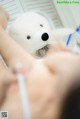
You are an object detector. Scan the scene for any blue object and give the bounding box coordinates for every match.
[66,26,80,46]
[66,34,72,46]
[76,26,80,33]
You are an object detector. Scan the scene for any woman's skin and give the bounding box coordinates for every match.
[0,59,17,107]
[0,6,80,119]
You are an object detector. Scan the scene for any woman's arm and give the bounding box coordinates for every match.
[0,27,35,68]
[0,59,9,106]
[0,6,35,69]
[0,58,18,107]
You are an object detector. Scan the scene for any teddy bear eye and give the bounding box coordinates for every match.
[40,24,43,27]
[27,35,31,40]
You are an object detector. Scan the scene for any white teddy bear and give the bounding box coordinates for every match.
[9,11,74,57]
[9,11,54,57]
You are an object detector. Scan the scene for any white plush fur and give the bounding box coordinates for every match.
[9,11,54,55]
[9,11,74,56]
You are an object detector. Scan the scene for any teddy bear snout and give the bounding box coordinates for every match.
[41,32,49,41]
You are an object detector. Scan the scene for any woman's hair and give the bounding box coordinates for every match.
[60,81,80,119]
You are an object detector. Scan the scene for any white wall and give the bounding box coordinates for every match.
[0,0,63,28]
[2,0,80,29]
[53,0,80,28]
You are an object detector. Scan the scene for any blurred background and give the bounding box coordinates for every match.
[0,0,80,29]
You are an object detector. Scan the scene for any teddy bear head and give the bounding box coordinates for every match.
[9,11,54,57]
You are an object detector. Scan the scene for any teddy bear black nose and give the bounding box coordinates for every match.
[41,33,49,41]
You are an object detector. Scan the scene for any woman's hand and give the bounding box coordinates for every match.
[0,59,17,108]
[0,70,18,108]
